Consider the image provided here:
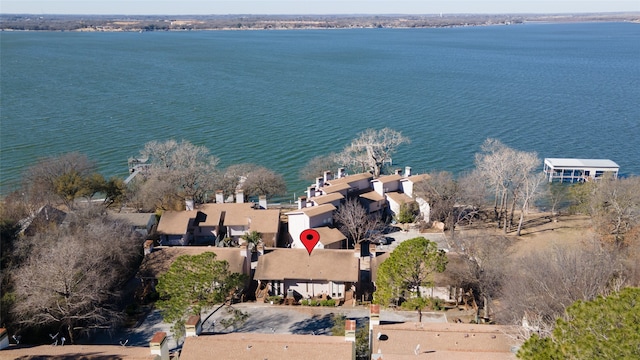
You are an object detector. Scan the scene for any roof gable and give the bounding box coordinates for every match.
[255,249,358,282]
[156,210,198,235]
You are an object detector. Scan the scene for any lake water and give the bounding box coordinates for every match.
[1,22,639,200]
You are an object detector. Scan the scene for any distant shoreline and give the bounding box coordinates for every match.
[1,13,638,32]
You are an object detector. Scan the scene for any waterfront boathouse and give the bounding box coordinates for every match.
[543,158,619,183]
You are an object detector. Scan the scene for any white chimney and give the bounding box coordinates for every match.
[307,185,316,199]
[338,168,345,178]
[316,177,324,189]
[324,170,333,183]
[394,169,402,175]
[404,166,412,177]
[259,195,268,209]
[149,332,169,360]
[185,198,194,211]
[236,189,245,203]
[298,196,307,209]
[215,190,224,204]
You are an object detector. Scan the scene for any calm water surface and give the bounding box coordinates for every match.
[1,22,639,199]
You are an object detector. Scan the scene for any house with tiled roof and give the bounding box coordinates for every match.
[254,248,359,303]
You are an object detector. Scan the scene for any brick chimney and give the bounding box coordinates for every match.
[149,331,169,360]
[345,320,356,342]
[143,240,154,256]
[370,304,381,329]
[185,315,202,337]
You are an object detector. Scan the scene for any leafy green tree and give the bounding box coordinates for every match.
[156,252,246,338]
[374,237,447,306]
[395,201,419,225]
[517,287,640,360]
[240,230,262,253]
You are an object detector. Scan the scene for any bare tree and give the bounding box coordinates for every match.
[21,152,96,210]
[239,166,287,200]
[299,153,342,183]
[139,140,219,206]
[217,163,259,199]
[337,128,410,178]
[452,234,512,319]
[515,172,547,236]
[474,139,541,233]
[415,171,484,243]
[589,176,640,246]
[10,209,143,344]
[333,197,382,248]
[497,238,624,333]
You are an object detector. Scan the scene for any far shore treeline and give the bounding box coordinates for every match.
[1,13,639,32]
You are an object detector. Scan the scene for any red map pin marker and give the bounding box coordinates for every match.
[300,229,320,255]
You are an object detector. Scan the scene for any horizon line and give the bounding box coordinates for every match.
[3,11,640,16]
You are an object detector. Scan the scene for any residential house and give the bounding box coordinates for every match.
[359,190,387,213]
[155,210,200,246]
[315,226,348,249]
[155,203,281,247]
[19,204,67,237]
[137,246,252,293]
[108,212,157,238]
[254,248,359,302]
[400,173,431,222]
[307,192,344,208]
[285,204,336,249]
[318,171,374,197]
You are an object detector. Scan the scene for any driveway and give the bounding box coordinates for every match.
[376,228,450,252]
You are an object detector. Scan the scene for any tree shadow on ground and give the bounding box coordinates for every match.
[289,314,335,335]
[230,312,297,334]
